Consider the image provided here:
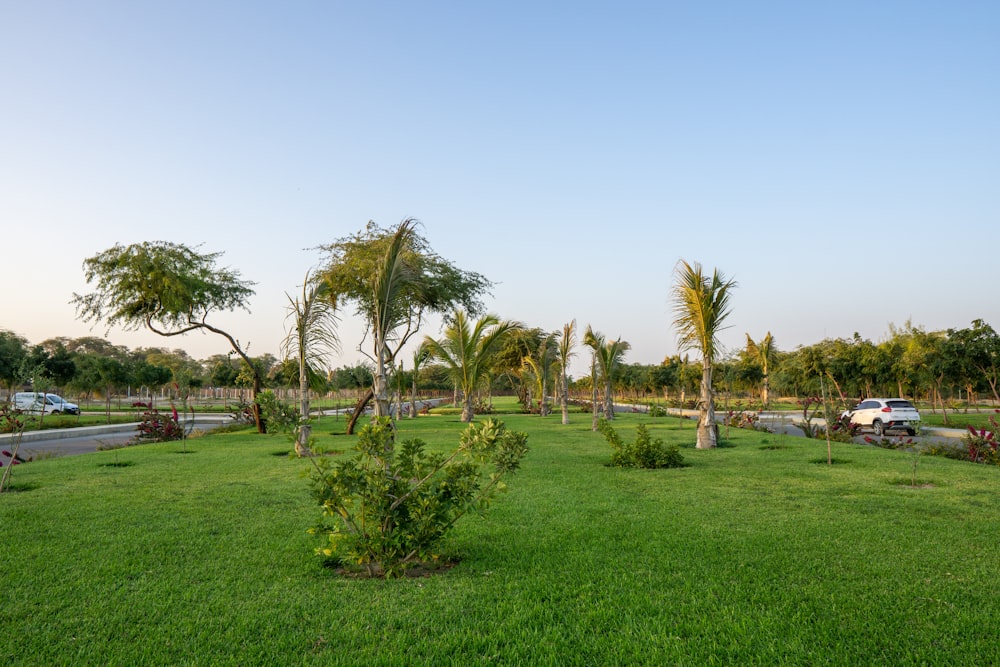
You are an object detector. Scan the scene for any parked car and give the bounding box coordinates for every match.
[9,392,80,415]
[841,398,920,436]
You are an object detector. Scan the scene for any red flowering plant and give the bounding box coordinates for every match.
[962,415,1000,465]
[131,408,184,444]
[828,414,862,443]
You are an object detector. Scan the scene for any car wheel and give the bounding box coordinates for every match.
[907,428,916,436]
[51,410,61,415]
[872,420,884,436]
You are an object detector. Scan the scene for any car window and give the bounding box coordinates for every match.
[861,401,878,409]
[886,400,915,409]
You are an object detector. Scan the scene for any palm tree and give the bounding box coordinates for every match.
[557,320,577,424]
[408,341,430,418]
[745,331,776,410]
[367,220,419,419]
[423,310,521,422]
[282,270,339,456]
[522,332,557,416]
[671,260,738,449]
[583,326,631,421]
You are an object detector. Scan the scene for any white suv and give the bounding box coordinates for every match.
[842,398,920,436]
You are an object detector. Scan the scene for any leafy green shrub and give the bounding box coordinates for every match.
[921,440,971,462]
[598,420,685,469]
[257,390,300,434]
[309,417,528,578]
[863,434,914,450]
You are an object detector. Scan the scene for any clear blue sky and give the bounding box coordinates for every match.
[2,1,997,378]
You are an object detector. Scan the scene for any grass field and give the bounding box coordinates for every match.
[2,401,999,665]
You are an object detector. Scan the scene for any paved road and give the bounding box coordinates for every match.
[0,417,233,465]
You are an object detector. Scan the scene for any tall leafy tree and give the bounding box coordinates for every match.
[319,219,491,432]
[282,270,340,456]
[0,331,29,396]
[422,310,521,422]
[72,241,267,432]
[557,320,577,424]
[947,320,1000,404]
[671,260,737,449]
[583,326,631,421]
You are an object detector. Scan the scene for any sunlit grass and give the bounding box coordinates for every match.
[2,405,998,664]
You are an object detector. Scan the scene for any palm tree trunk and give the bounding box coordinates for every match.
[296,364,310,456]
[409,376,417,418]
[560,372,569,425]
[603,380,613,420]
[462,392,474,422]
[697,359,717,449]
[372,346,391,418]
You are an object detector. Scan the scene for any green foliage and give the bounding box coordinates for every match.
[257,390,301,435]
[598,419,685,469]
[309,417,528,577]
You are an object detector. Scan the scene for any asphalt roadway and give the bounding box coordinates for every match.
[0,416,233,464]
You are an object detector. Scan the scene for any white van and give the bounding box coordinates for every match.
[10,392,80,415]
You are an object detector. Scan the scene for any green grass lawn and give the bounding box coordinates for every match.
[2,403,999,665]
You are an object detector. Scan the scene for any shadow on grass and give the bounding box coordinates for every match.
[889,478,936,489]
[1,482,39,493]
[809,457,852,465]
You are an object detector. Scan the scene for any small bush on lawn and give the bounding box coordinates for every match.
[132,409,184,443]
[598,419,685,469]
[257,390,301,434]
[827,415,862,443]
[962,418,1000,465]
[309,417,528,578]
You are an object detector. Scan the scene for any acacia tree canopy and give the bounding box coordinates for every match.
[73,241,255,335]
[72,241,267,432]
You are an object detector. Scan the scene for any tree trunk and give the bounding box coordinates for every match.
[696,359,717,449]
[591,374,599,431]
[560,372,569,425]
[372,352,390,419]
[346,388,374,435]
[540,376,549,417]
[603,380,613,420]
[295,368,311,457]
[409,373,419,418]
[461,392,474,423]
